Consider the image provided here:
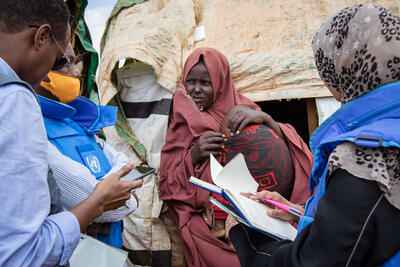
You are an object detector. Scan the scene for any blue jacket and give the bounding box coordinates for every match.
[298,82,400,266]
[39,95,124,248]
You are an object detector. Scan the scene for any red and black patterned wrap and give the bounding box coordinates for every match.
[211,124,294,219]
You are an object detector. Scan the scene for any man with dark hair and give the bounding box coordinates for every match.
[0,1,142,266]
[0,0,69,40]
[0,0,70,87]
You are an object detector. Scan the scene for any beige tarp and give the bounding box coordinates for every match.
[98,1,399,266]
[98,0,399,105]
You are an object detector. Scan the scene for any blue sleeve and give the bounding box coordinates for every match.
[0,86,80,266]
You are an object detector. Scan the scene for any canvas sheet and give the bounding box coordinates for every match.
[103,63,186,266]
[98,1,399,266]
[98,0,399,105]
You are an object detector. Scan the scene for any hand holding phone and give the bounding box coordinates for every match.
[120,165,156,182]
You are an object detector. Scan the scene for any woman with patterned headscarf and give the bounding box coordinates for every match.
[230,4,400,267]
[159,47,313,267]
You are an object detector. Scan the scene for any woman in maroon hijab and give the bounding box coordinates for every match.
[159,47,313,267]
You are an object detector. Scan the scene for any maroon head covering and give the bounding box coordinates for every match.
[175,47,259,137]
[160,46,258,220]
[159,47,313,267]
[159,47,258,266]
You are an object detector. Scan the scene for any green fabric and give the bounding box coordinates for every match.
[75,0,87,21]
[76,18,99,103]
[65,0,99,102]
[66,0,87,30]
[108,95,147,162]
[64,1,101,136]
[100,0,147,55]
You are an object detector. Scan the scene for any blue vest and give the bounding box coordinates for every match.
[38,95,124,248]
[297,82,400,266]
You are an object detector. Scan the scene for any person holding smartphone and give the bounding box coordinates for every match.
[35,42,145,248]
[0,1,142,266]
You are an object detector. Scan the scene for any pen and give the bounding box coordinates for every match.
[261,198,303,217]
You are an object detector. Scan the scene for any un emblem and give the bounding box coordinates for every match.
[85,154,101,173]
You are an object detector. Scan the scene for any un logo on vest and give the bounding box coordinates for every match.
[85,155,101,173]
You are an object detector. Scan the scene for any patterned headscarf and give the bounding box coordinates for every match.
[312,4,400,103]
[313,4,400,209]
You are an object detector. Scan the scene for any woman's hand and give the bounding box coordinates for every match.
[222,105,284,139]
[225,214,239,240]
[191,132,225,166]
[243,191,304,223]
[225,105,267,135]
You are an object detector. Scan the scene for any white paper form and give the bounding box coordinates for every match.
[210,153,258,194]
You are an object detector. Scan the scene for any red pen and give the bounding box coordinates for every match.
[262,198,304,217]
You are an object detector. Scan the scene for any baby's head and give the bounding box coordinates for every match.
[222,123,294,198]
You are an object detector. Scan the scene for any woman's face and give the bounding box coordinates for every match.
[56,44,80,78]
[184,61,214,110]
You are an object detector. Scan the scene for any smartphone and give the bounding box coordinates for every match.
[121,165,156,181]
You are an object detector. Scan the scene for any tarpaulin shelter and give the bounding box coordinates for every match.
[97,0,400,266]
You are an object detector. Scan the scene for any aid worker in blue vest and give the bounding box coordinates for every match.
[34,43,142,248]
[0,0,143,265]
[229,4,400,267]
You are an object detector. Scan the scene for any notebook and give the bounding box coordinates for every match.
[189,153,297,241]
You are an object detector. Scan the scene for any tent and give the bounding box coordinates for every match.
[97,1,400,266]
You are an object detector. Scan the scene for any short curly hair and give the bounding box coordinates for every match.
[0,0,69,41]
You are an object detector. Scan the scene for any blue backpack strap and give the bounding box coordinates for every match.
[298,164,329,233]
